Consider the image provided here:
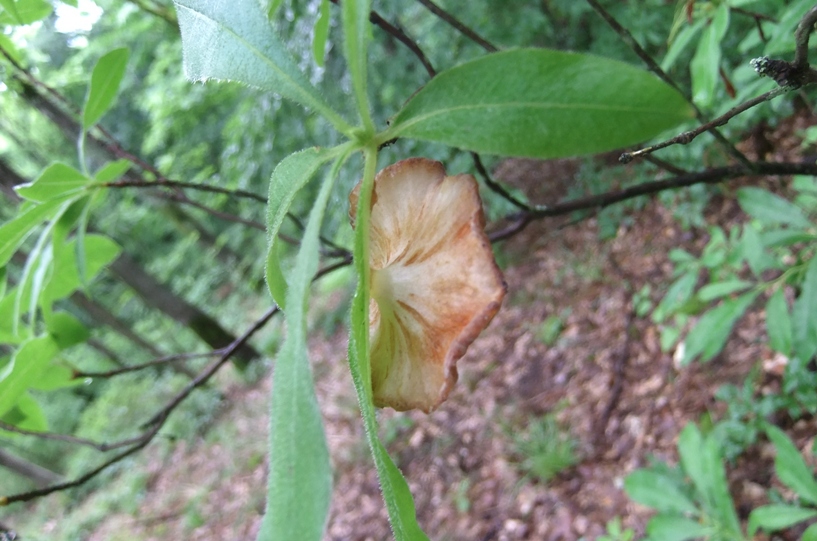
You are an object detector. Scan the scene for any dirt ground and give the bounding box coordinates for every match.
[9,112,817,541]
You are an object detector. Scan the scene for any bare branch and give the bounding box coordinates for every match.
[0,421,146,453]
[620,87,788,163]
[471,153,531,211]
[102,178,267,204]
[794,5,817,69]
[415,0,498,52]
[73,351,220,379]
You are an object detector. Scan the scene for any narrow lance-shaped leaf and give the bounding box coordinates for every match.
[83,48,129,130]
[341,0,373,130]
[312,0,330,68]
[767,425,817,505]
[389,48,694,159]
[348,147,430,541]
[0,198,69,267]
[646,515,713,541]
[257,155,346,541]
[793,256,817,364]
[690,4,729,108]
[0,336,59,418]
[15,163,89,202]
[174,0,351,133]
[0,0,51,25]
[738,187,813,230]
[624,470,698,515]
[265,147,341,309]
[766,288,792,355]
[748,505,817,536]
[682,290,758,364]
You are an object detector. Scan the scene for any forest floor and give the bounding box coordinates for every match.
[8,112,817,541]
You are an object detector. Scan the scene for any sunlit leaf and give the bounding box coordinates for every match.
[0,0,51,25]
[1,392,47,431]
[47,311,90,349]
[0,336,59,418]
[0,198,68,268]
[390,48,694,159]
[83,48,130,130]
[94,159,131,182]
[15,163,89,202]
[42,234,121,303]
[645,515,712,541]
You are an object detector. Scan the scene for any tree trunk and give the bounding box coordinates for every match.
[0,448,63,488]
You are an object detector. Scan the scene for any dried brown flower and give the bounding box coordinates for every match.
[350,158,506,412]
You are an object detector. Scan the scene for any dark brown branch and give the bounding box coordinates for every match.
[643,155,689,176]
[329,0,436,78]
[471,153,530,211]
[73,351,219,379]
[794,6,817,69]
[491,161,817,230]
[584,0,753,169]
[0,420,146,453]
[102,179,267,204]
[165,191,266,231]
[620,87,788,163]
[415,0,497,52]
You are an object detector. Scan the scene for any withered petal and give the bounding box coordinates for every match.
[350,158,506,413]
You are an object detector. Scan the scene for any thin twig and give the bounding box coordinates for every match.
[471,153,530,211]
[643,155,689,176]
[415,0,497,52]
[102,179,267,204]
[584,0,753,169]
[0,421,145,452]
[73,351,220,379]
[794,6,817,69]
[619,87,788,163]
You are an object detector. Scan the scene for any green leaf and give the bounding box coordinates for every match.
[15,163,89,202]
[0,32,23,64]
[760,229,817,247]
[47,311,90,349]
[29,362,79,391]
[174,0,351,133]
[82,48,129,130]
[0,198,67,268]
[697,280,752,302]
[794,257,817,364]
[764,0,816,56]
[312,0,330,68]
[389,48,694,159]
[766,288,792,355]
[678,424,709,506]
[348,147,430,541]
[257,155,346,541]
[263,0,283,19]
[690,4,729,108]
[0,336,59,418]
[341,0,372,130]
[738,187,812,229]
[94,159,131,182]
[42,234,121,303]
[265,147,339,309]
[682,291,758,364]
[661,18,705,72]
[702,433,741,536]
[748,504,817,536]
[767,425,817,505]
[653,271,698,323]
[0,0,50,24]
[804,522,817,541]
[624,470,698,515]
[645,515,712,541]
[0,0,22,24]
[1,392,47,431]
